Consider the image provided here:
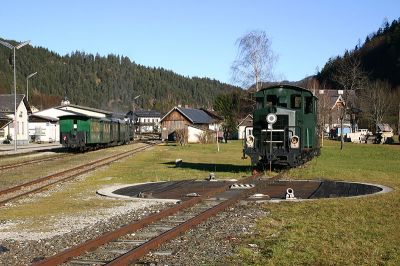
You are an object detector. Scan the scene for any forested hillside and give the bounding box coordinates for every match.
[318,18,400,89]
[0,40,240,112]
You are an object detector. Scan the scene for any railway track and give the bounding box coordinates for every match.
[0,153,71,171]
[32,174,261,266]
[0,141,141,172]
[0,142,157,206]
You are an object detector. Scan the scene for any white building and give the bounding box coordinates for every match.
[128,110,161,134]
[28,114,59,143]
[237,114,253,140]
[0,94,31,145]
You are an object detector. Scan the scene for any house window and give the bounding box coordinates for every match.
[0,129,4,138]
[19,111,23,118]
[22,122,24,135]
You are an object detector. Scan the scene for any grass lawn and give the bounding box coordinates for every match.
[234,140,400,265]
[1,140,399,265]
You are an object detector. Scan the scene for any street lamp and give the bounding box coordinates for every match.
[133,95,141,135]
[26,72,37,102]
[0,39,30,151]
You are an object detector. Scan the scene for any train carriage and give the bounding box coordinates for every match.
[60,114,131,151]
[243,84,320,168]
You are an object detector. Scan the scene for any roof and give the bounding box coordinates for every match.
[56,104,113,115]
[177,107,214,124]
[238,114,253,127]
[29,114,59,122]
[131,110,161,118]
[161,107,215,124]
[377,124,393,132]
[200,108,223,121]
[318,89,356,109]
[0,94,31,113]
[0,113,12,129]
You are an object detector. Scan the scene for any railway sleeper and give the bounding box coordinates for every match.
[146,225,174,231]
[112,240,146,245]
[130,232,160,239]
[68,258,108,265]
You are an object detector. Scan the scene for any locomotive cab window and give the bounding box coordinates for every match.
[305,96,313,114]
[291,94,302,109]
[266,95,278,106]
[266,95,278,112]
[278,96,287,107]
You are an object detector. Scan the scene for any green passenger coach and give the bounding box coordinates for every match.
[59,114,131,151]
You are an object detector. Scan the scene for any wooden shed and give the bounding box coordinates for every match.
[160,107,218,143]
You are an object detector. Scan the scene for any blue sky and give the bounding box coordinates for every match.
[0,0,399,85]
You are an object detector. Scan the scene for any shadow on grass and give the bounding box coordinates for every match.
[162,161,251,173]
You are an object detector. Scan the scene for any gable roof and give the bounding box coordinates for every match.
[161,106,215,124]
[177,107,214,124]
[238,114,253,127]
[319,89,356,109]
[200,108,223,121]
[0,113,12,129]
[0,94,31,114]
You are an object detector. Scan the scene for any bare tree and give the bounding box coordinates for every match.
[332,53,367,149]
[175,129,188,146]
[231,30,276,91]
[359,80,393,131]
[316,82,332,145]
[334,53,367,93]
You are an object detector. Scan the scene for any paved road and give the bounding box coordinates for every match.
[0,142,62,156]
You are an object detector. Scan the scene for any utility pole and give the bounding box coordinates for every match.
[398,103,400,142]
[0,40,30,151]
[26,72,37,102]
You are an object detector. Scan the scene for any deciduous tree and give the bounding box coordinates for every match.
[231,30,276,91]
[332,53,367,149]
[359,80,394,131]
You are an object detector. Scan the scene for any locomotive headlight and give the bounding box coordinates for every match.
[266,113,277,124]
[246,135,255,148]
[290,135,300,149]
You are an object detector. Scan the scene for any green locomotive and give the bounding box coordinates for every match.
[59,114,131,151]
[243,84,320,168]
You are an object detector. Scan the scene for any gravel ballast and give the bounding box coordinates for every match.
[0,199,267,265]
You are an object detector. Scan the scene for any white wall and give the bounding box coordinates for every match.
[29,122,59,143]
[1,103,29,145]
[138,117,160,133]
[238,126,253,140]
[188,126,204,143]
